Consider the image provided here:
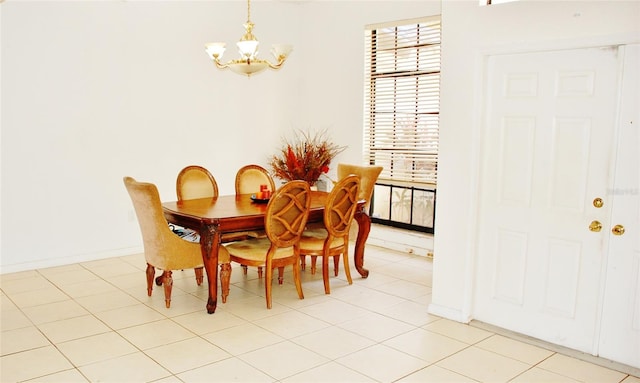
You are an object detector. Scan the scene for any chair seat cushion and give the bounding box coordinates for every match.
[302,227,328,239]
[246,229,268,238]
[224,238,295,263]
[299,228,344,251]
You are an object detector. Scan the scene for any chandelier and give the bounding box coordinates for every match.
[205,0,292,77]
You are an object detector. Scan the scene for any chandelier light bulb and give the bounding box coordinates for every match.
[205,43,226,60]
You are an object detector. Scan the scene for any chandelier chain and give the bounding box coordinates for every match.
[247,0,251,22]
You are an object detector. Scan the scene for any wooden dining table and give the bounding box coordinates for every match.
[162,191,372,314]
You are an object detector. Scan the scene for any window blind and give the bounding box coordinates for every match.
[363,16,441,186]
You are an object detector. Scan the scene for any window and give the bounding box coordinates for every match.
[363,16,440,233]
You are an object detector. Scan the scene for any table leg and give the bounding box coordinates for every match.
[200,224,220,314]
[353,210,371,278]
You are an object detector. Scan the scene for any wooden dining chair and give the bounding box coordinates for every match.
[337,163,383,240]
[123,176,231,308]
[234,164,277,278]
[156,165,219,286]
[176,165,219,201]
[299,175,360,294]
[301,163,382,272]
[235,164,276,195]
[337,163,383,211]
[224,180,311,309]
[170,165,219,243]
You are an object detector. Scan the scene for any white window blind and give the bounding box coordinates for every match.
[363,16,441,186]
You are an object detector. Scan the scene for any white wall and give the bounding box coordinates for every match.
[430,0,640,322]
[0,0,440,272]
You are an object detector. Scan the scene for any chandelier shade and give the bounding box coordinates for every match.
[205,0,292,77]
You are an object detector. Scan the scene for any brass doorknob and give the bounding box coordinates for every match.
[589,220,603,232]
[593,198,604,208]
[612,224,625,236]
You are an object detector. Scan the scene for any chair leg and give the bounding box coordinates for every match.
[155,271,165,286]
[334,255,340,276]
[220,263,231,303]
[278,267,284,285]
[195,267,204,285]
[322,254,331,294]
[265,265,273,309]
[311,255,318,275]
[343,249,353,285]
[293,261,304,300]
[146,263,155,296]
[242,265,263,279]
[163,270,173,308]
[300,255,306,271]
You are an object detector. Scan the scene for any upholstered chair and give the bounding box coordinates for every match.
[299,175,360,294]
[224,181,311,309]
[123,176,231,308]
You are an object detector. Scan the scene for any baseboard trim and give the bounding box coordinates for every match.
[0,246,143,274]
[427,303,470,323]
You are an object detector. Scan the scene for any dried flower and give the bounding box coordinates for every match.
[270,129,346,186]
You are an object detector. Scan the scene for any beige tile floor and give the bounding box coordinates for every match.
[1,245,639,383]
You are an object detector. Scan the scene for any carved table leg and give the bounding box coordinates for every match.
[353,210,371,278]
[219,263,231,303]
[200,224,220,314]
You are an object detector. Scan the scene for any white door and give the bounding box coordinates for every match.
[598,44,640,368]
[474,47,620,354]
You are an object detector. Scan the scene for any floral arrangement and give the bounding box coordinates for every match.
[269,129,346,186]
